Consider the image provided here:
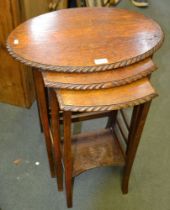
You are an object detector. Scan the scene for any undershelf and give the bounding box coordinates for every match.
[71,128,125,177]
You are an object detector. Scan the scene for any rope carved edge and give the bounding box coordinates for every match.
[57,93,158,112]
[43,68,156,90]
[6,36,164,73]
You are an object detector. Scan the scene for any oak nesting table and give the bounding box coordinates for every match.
[7,8,164,208]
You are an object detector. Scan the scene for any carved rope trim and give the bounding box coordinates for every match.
[43,67,157,90]
[57,93,158,112]
[6,36,163,72]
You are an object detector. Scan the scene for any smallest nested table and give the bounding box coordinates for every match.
[49,78,156,207]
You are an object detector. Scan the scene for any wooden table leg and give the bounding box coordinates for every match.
[33,69,55,178]
[106,110,118,129]
[36,95,43,132]
[63,111,73,208]
[49,89,63,191]
[122,101,151,194]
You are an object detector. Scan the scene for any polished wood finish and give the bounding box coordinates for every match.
[60,111,112,123]
[120,110,130,131]
[54,78,157,207]
[0,0,35,107]
[116,118,128,143]
[106,110,118,129]
[49,89,63,190]
[56,78,157,112]
[63,111,73,208]
[56,99,155,207]
[6,6,163,208]
[122,102,151,193]
[33,69,55,177]
[43,58,156,89]
[7,8,164,72]
[72,129,125,177]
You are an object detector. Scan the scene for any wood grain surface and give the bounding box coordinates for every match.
[43,58,156,89]
[7,8,164,72]
[71,129,125,177]
[0,0,35,107]
[56,78,157,112]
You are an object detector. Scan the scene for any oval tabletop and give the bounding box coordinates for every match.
[7,8,164,73]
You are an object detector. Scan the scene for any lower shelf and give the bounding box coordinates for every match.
[71,128,125,177]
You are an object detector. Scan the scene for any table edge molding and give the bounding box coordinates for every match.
[44,67,156,90]
[57,93,158,112]
[6,37,164,73]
